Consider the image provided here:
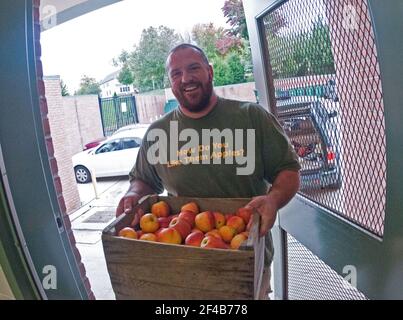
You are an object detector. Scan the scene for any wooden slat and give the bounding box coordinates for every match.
[102,196,263,299]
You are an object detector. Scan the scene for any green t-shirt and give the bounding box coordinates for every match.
[130,97,300,197]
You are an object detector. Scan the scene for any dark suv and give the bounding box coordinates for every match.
[276,97,341,190]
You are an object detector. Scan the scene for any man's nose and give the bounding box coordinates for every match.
[181,70,194,83]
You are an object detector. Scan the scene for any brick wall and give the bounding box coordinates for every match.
[33,0,94,299]
[44,76,81,214]
[62,95,104,154]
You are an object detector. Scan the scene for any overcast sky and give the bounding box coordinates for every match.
[41,0,230,93]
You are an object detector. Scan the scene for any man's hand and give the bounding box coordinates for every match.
[245,195,278,237]
[115,191,143,217]
[115,178,156,218]
[245,170,300,237]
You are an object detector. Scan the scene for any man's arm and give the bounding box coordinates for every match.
[115,178,156,217]
[245,170,300,236]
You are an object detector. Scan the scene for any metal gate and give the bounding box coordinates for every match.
[244,0,403,299]
[99,94,139,136]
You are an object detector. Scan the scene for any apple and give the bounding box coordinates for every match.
[157,227,182,244]
[158,216,171,228]
[213,211,226,229]
[230,233,248,249]
[151,200,170,217]
[140,233,157,242]
[181,201,199,214]
[236,207,253,225]
[195,211,215,233]
[200,235,229,249]
[169,217,191,239]
[225,213,235,224]
[118,227,138,239]
[226,216,246,233]
[205,229,221,239]
[185,231,205,247]
[191,227,203,234]
[218,225,237,243]
[178,210,197,228]
[139,213,160,233]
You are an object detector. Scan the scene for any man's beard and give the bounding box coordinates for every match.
[175,80,213,113]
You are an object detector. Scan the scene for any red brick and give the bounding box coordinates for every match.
[37,79,46,98]
[54,176,63,196]
[49,157,58,175]
[62,214,71,230]
[57,195,67,214]
[42,117,51,136]
[45,137,54,157]
[36,59,43,78]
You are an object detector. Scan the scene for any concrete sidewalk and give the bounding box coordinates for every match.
[69,177,130,300]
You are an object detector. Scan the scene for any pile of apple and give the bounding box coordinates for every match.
[117,201,253,250]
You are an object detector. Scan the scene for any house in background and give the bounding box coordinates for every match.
[99,70,138,98]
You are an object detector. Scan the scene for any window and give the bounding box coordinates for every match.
[122,138,140,149]
[95,140,121,154]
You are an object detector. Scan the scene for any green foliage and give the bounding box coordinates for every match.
[118,65,134,85]
[115,26,183,92]
[222,0,249,40]
[267,17,335,78]
[75,75,100,95]
[60,79,69,96]
[191,23,248,86]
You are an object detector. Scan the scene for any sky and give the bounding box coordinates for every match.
[40,0,231,93]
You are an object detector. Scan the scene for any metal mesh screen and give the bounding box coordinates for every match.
[262,0,386,236]
[287,234,368,300]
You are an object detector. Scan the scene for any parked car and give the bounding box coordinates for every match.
[82,124,150,151]
[73,127,148,183]
[276,96,341,190]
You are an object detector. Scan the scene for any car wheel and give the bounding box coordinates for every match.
[74,166,92,183]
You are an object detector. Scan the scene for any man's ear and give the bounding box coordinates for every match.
[208,63,214,79]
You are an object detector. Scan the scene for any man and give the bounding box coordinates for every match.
[116,43,300,299]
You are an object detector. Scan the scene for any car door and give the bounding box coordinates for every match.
[117,137,142,175]
[243,0,402,299]
[91,138,124,177]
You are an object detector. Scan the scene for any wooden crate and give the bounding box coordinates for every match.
[102,195,265,300]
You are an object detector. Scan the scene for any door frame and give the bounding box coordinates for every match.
[243,0,403,299]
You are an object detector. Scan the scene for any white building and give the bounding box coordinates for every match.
[99,70,138,98]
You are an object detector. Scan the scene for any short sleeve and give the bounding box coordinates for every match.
[253,105,301,184]
[129,139,164,194]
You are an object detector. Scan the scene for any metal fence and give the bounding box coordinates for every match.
[262,0,386,300]
[99,94,139,136]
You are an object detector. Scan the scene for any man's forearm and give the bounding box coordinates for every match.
[267,170,300,210]
[127,178,156,197]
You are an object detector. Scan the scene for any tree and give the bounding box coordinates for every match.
[75,75,101,95]
[115,26,183,92]
[222,0,249,40]
[60,79,69,96]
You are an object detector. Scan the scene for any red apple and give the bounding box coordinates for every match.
[200,235,229,250]
[213,211,226,229]
[178,210,197,228]
[195,211,215,233]
[139,213,160,233]
[169,217,191,240]
[157,227,182,244]
[236,207,253,225]
[158,216,171,228]
[185,231,205,247]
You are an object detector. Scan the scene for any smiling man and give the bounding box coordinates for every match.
[116,43,301,299]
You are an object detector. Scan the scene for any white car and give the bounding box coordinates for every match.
[72,127,149,183]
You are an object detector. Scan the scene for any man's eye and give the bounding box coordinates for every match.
[171,72,181,78]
